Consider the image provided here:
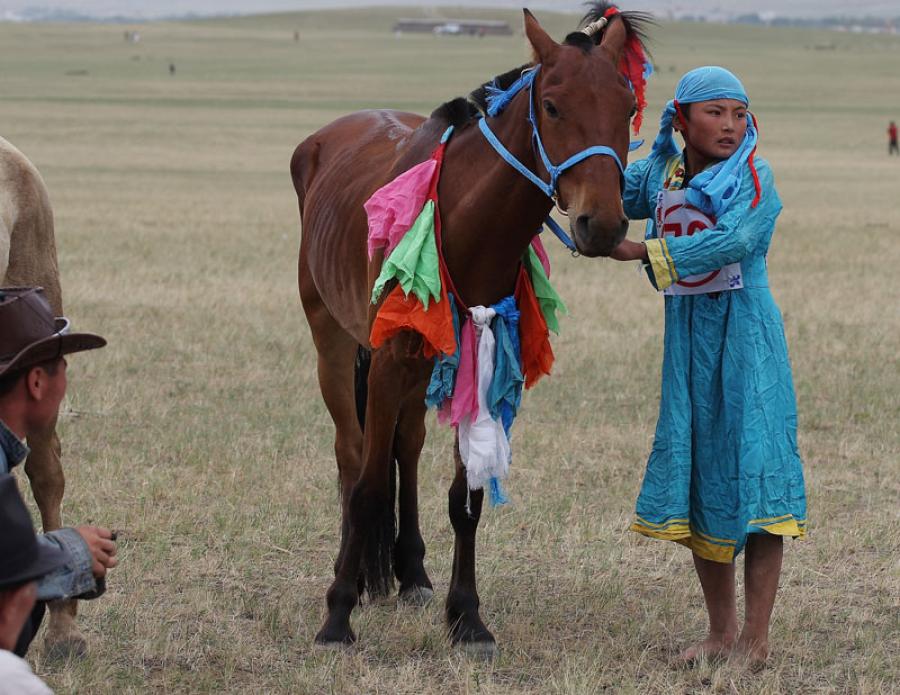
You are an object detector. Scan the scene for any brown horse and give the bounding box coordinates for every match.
[291,5,650,654]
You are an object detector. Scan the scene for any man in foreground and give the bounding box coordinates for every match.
[0,474,65,693]
[0,286,117,656]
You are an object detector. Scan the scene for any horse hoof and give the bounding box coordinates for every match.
[314,625,356,649]
[44,635,88,661]
[398,586,434,607]
[313,639,355,652]
[456,640,497,660]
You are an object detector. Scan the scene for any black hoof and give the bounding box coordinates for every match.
[314,619,356,648]
[447,606,496,656]
[455,640,497,660]
[398,585,434,607]
[313,638,355,652]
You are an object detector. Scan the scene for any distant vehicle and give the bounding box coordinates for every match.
[433,23,462,35]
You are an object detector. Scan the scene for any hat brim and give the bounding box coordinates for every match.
[0,541,68,590]
[0,318,106,378]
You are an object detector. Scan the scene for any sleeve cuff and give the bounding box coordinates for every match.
[35,529,100,601]
[645,238,678,291]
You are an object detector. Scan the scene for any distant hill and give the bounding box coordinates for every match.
[1,0,898,23]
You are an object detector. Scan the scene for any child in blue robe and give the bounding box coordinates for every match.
[610,66,807,665]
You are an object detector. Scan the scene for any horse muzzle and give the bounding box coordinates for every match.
[572,213,628,257]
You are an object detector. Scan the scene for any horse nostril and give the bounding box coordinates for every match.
[575,215,591,236]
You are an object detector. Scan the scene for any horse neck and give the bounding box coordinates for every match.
[438,96,554,307]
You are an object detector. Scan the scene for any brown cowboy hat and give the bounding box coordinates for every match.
[0,287,106,379]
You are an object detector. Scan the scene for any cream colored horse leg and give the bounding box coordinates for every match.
[0,218,10,281]
[24,420,87,658]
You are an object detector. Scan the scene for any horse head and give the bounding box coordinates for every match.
[524,5,651,257]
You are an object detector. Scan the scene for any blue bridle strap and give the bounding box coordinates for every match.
[478,117,555,198]
[542,216,578,253]
[478,64,643,253]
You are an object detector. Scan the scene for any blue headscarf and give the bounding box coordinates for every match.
[651,66,759,216]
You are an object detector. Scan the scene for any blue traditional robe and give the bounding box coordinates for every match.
[624,152,807,563]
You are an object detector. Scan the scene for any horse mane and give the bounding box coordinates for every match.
[429,2,654,131]
[571,1,654,54]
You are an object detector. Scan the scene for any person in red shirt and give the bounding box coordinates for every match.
[889,121,898,155]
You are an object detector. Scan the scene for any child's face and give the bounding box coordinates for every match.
[676,98,748,168]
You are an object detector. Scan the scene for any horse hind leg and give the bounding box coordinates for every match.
[446,440,496,658]
[314,337,429,646]
[393,392,433,606]
[23,421,87,659]
[303,306,365,561]
[299,284,369,646]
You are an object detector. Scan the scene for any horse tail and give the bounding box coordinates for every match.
[290,137,320,220]
[353,346,398,598]
[353,345,370,430]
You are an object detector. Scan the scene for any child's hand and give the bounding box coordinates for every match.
[609,239,647,262]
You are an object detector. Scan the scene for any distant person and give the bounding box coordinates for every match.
[889,121,898,155]
[0,475,62,694]
[0,287,117,657]
[610,67,806,667]
[169,63,176,76]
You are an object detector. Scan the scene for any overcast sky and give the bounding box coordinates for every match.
[1,0,897,20]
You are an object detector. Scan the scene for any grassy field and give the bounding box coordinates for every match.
[1,6,898,693]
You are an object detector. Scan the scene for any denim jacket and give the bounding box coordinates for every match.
[0,419,101,601]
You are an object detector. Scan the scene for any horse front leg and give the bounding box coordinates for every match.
[24,423,86,658]
[394,395,433,606]
[446,440,496,657]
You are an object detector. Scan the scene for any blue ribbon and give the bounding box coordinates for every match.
[488,296,523,436]
[425,293,461,409]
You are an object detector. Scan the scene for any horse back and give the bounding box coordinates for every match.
[292,110,444,344]
[0,136,61,315]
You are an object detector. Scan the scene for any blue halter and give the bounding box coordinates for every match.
[478,65,643,252]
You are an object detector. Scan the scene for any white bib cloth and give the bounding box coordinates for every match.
[655,189,743,296]
[0,650,53,694]
[457,306,511,493]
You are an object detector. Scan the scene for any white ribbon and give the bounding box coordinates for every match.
[458,306,511,492]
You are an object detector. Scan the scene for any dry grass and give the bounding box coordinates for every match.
[1,7,897,694]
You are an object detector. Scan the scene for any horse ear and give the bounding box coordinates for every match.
[523,9,558,64]
[598,15,627,66]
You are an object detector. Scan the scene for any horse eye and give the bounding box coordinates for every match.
[543,99,559,119]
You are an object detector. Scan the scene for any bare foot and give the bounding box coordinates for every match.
[680,634,735,665]
[734,635,769,670]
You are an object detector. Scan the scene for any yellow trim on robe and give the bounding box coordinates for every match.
[631,519,691,542]
[749,515,807,538]
[634,515,689,529]
[691,527,738,547]
[632,515,807,564]
[645,238,678,290]
[680,535,736,563]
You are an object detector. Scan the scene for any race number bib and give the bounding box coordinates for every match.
[654,190,743,296]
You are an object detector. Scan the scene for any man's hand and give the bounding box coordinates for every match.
[75,526,118,578]
[609,239,648,262]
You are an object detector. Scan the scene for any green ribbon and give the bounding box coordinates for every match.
[371,200,442,308]
[526,246,568,334]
